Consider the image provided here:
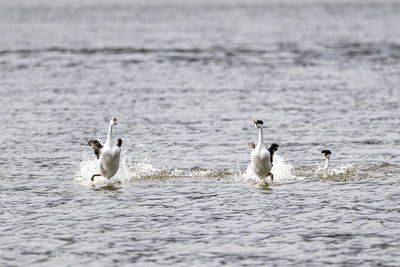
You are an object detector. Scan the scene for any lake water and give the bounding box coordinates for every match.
[1,0,400,265]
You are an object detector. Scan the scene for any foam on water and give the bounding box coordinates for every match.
[75,149,155,185]
[293,163,364,182]
[75,148,243,185]
[236,155,299,187]
[78,145,296,185]
[271,155,301,183]
[76,147,376,187]
[313,164,360,181]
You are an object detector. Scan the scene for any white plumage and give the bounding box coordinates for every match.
[88,116,122,181]
[248,120,278,181]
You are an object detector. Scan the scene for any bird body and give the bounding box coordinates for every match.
[248,120,278,181]
[250,143,272,178]
[88,116,122,181]
[98,144,121,179]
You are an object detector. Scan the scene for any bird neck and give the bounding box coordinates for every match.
[324,157,330,168]
[267,148,275,164]
[257,127,264,148]
[105,123,114,147]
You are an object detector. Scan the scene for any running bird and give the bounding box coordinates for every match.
[248,120,279,181]
[88,116,122,182]
[321,150,332,169]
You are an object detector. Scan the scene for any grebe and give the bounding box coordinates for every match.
[248,120,279,181]
[88,116,122,182]
[321,150,332,169]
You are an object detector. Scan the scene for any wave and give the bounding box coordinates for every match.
[3,41,400,64]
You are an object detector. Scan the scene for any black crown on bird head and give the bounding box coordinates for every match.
[321,150,332,156]
[269,143,279,151]
[116,139,122,147]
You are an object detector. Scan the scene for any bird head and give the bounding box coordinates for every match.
[116,138,122,147]
[110,115,118,126]
[253,120,264,129]
[321,150,332,159]
[269,143,279,152]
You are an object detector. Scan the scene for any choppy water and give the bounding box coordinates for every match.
[1,0,400,266]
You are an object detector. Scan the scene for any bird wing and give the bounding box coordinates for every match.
[88,139,103,159]
[248,142,256,150]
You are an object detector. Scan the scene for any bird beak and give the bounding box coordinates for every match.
[113,115,116,121]
[253,120,257,125]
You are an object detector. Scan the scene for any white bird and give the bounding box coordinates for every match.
[248,120,279,181]
[321,150,332,169]
[88,116,122,182]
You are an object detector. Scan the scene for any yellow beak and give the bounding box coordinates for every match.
[113,115,116,121]
[253,120,257,124]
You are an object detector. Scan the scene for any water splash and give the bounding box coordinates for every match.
[236,155,299,186]
[75,149,242,185]
[75,149,154,185]
[271,155,301,183]
[76,149,375,186]
[314,164,359,181]
[294,163,362,182]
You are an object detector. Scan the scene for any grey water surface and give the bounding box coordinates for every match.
[1,0,400,266]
